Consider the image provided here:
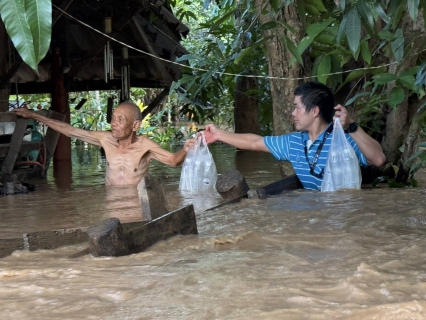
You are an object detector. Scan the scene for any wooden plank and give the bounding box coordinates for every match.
[1,117,29,175]
[0,110,48,122]
[127,204,197,253]
[0,141,42,158]
[23,227,89,251]
[138,176,168,220]
[205,174,302,211]
[0,237,24,258]
[260,174,302,196]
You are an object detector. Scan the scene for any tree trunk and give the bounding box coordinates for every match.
[381,13,426,167]
[234,74,260,134]
[0,20,9,112]
[255,1,311,176]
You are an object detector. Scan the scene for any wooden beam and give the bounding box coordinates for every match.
[141,88,169,119]
[10,79,171,94]
[52,0,75,26]
[0,237,25,258]
[23,227,89,251]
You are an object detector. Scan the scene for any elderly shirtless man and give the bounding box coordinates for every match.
[14,102,195,186]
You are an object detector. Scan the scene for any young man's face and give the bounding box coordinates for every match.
[111,105,138,140]
[292,95,317,131]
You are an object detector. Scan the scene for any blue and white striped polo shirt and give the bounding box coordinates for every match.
[264,124,368,190]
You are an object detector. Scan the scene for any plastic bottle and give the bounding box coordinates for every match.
[193,160,203,191]
[202,161,212,190]
[179,158,192,191]
[330,151,344,190]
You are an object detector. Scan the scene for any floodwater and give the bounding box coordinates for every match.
[1,144,426,319]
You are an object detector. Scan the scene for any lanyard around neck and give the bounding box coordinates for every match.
[304,125,333,178]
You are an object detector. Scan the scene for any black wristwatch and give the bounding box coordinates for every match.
[345,122,359,134]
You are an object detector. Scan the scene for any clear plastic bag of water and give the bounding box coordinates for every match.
[179,132,217,192]
[321,118,362,192]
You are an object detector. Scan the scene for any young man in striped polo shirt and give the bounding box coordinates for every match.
[203,82,386,191]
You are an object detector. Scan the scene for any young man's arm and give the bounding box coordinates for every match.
[14,107,104,146]
[334,104,386,167]
[203,124,270,152]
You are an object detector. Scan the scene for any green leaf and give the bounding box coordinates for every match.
[360,41,372,65]
[374,2,390,23]
[305,4,321,15]
[270,0,280,12]
[304,0,327,12]
[378,30,395,41]
[234,47,253,65]
[290,18,334,66]
[391,29,404,63]
[345,7,361,56]
[282,34,304,66]
[277,21,297,34]
[389,86,405,109]
[408,0,420,21]
[336,15,347,44]
[373,73,397,85]
[234,37,271,65]
[345,92,372,106]
[259,21,277,31]
[210,9,235,31]
[336,69,367,92]
[357,0,374,31]
[399,66,420,77]
[316,54,331,84]
[0,0,52,72]
[306,18,335,37]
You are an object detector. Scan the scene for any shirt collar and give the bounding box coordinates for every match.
[301,122,333,143]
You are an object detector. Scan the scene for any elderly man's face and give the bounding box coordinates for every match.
[111,105,138,140]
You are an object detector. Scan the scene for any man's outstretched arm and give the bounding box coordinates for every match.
[145,136,196,166]
[203,124,270,152]
[14,107,104,147]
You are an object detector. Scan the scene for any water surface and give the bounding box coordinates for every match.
[1,144,426,319]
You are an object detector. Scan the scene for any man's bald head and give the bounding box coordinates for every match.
[116,102,142,121]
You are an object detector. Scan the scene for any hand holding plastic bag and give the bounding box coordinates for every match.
[179,132,217,192]
[321,118,362,192]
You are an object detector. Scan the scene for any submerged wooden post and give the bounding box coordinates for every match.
[87,218,129,257]
[138,176,168,220]
[215,169,250,199]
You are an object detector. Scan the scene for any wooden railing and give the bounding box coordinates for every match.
[0,110,65,177]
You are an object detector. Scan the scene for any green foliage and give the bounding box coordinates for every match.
[0,0,52,72]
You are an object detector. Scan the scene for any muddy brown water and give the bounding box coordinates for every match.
[1,144,426,319]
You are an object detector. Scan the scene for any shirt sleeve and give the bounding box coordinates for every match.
[264,135,291,161]
[346,134,369,166]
